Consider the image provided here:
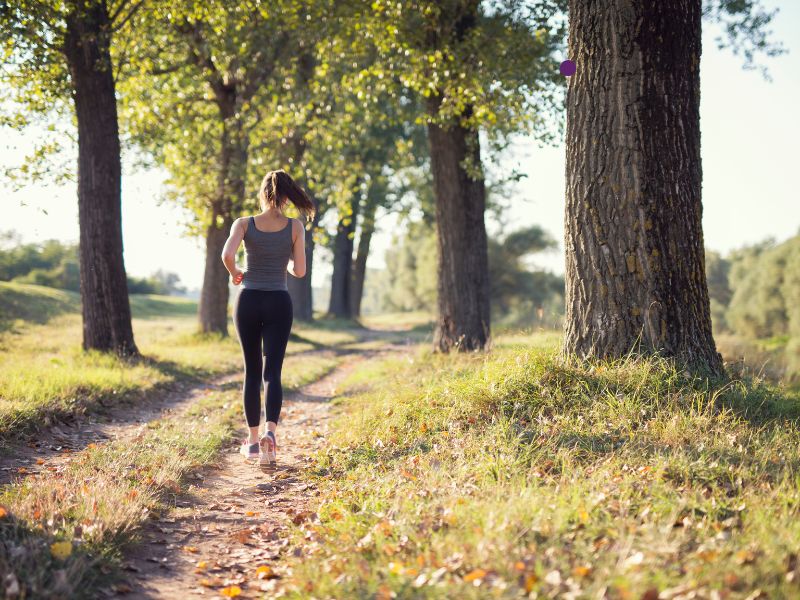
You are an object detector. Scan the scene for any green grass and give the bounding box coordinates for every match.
[280,332,800,598]
[0,282,355,443]
[0,379,242,599]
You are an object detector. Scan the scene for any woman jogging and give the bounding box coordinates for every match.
[220,169,315,466]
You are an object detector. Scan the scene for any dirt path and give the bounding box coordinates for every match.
[111,352,388,599]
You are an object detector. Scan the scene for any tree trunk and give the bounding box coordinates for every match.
[427,96,491,352]
[288,207,319,320]
[198,89,247,335]
[327,200,359,319]
[350,199,376,317]
[563,0,723,374]
[64,1,139,358]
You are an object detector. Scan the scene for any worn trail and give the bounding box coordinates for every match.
[113,349,394,599]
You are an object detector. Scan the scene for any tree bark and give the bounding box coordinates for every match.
[427,95,491,352]
[563,0,723,374]
[198,88,247,335]
[350,199,377,317]
[327,199,359,319]
[288,207,320,320]
[64,0,139,358]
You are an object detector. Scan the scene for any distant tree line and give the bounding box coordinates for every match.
[380,219,564,328]
[707,233,800,373]
[0,231,186,296]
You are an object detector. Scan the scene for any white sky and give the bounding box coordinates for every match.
[3,1,799,292]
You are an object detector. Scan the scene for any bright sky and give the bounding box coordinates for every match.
[3,1,799,293]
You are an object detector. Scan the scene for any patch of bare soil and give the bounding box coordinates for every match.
[112,354,380,599]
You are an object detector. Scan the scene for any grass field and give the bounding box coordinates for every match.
[0,282,366,597]
[0,282,349,444]
[4,282,800,598]
[279,333,800,599]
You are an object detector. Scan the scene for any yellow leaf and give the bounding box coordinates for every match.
[578,509,589,524]
[195,561,207,571]
[419,422,428,433]
[388,562,404,575]
[220,585,242,597]
[245,511,256,517]
[696,550,718,562]
[87,443,97,449]
[256,565,274,579]
[0,506,8,518]
[50,540,72,560]
[463,568,487,583]
[183,545,199,553]
[573,565,592,577]
[524,573,538,592]
[376,584,392,600]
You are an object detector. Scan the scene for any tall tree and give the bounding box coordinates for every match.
[120,1,324,335]
[1,0,141,357]
[349,0,564,351]
[563,0,783,374]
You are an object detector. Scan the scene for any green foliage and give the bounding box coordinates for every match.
[702,0,787,80]
[382,219,563,325]
[488,225,563,326]
[383,218,439,312]
[726,237,798,340]
[706,234,800,379]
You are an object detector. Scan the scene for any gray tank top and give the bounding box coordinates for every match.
[241,216,293,291]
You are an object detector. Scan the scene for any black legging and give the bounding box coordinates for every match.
[232,289,293,426]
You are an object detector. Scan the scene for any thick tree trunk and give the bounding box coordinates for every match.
[199,91,247,335]
[288,207,319,320]
[563,0,723,374]
[350,199,376,318]
[427,96,491,352]
[64,1,139,357]
[327,200,358,319]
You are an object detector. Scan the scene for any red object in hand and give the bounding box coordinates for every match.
[231,269,244,285]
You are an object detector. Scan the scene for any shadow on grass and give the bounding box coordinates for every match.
[0,511,119,599]
[129,294,198,319]
[0,283,81,333]
[0,353,235,451]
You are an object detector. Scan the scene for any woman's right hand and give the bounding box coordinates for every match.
[231,268,244,285]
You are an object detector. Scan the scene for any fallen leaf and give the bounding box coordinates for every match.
[220,585,242,597]
[256,565,275,579]
[183,545,199,553]
[641,588,659,600]
[573,565,592,577]
[50,540,73,560]
[523,573,538,593]
[463,568,487,583]
[0,506,8,518]
[376,584,392,600]
[735,549,757,565]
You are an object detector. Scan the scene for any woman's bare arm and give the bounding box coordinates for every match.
[220,218,246,284]
[287,218,306,278]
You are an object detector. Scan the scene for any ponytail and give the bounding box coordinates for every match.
[259,169,316,222]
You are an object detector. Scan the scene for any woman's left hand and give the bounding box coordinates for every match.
[231,268,244,285]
